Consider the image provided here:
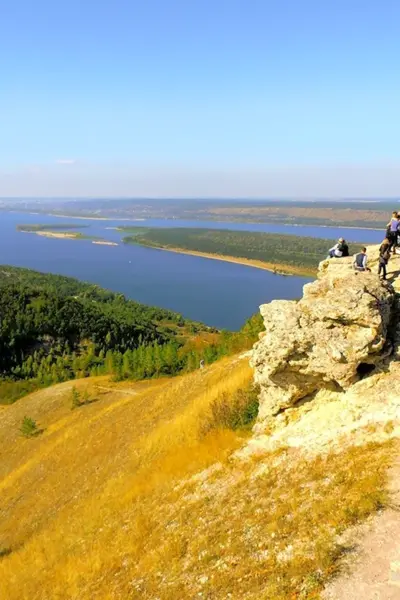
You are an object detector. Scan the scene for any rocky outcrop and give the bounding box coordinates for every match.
[251,249,397,433]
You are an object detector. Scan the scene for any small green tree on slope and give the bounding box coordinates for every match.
[71,386,82,410]
[20,416,40,438]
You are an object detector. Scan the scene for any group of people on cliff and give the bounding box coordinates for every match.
[376,211,400,279]
[327,211,400,280]
[328,239,371,273]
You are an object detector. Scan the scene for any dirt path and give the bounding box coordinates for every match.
[322,454,400,599]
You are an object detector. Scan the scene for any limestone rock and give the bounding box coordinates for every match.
[251,263,395,431]
[241,361,400,458]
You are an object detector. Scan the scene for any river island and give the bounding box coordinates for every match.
[17,224,118,245]
[120,226,364,277]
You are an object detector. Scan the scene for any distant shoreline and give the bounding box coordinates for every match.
[46,214,384,232]
[48,213,133,221]
[132,244,316,277]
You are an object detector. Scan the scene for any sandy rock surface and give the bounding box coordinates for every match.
[251,247,396,430]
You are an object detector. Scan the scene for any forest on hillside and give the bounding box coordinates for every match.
[122,228,361,274]
[0,266,263,404]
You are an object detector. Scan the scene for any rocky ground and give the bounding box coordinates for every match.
[247,244,400,455]
[243,244,400,598]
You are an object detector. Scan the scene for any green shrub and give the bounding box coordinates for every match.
[202,384,260,435]
[20,416,40,438]
[71,386,82,410]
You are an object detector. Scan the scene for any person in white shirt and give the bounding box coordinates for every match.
[327,238,348,259]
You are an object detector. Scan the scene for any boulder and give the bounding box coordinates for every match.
[251,261,395,432]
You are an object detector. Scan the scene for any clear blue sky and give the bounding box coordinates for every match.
[1,0,400,197]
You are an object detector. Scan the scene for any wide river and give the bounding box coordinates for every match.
[0,212,385,330]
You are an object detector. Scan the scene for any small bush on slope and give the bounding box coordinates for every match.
[20,416,40,438]
[70,386,82,409]
[201,383,260,434]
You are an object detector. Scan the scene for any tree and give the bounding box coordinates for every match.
[71,386,82,409]
[20,416,40,437]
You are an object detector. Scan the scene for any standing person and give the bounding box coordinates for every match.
[353,247,371,272]
[396,213,400,252]
[378,238,391,280]
[327,237,347,259]
[386,212,399,253]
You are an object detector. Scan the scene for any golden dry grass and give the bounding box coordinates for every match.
[0,356,395,600]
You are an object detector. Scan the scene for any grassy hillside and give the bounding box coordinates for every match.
[0,356,393,600]
[121,227,362,276]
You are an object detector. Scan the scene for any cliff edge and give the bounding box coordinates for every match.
[248,245,400,454]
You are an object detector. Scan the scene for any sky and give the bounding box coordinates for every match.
[1,0,400,198]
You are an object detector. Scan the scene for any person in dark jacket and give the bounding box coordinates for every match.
[353,247,371,272]
[378,238,391,280]
[327,238,349,258]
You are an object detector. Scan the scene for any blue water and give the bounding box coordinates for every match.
[0,212,385,329]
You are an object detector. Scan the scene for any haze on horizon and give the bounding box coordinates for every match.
[2,1,400,199]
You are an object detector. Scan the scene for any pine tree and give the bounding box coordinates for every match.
[20,416,40,438]
[153,343,163,375]
[122,351,131,378]
[143,346,155,378]
[71,386,82,410]
[110,351,123,381]
[162,343,179,374]
[104,350,114,374]
[51,364,59,383]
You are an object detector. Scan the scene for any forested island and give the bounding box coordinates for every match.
[121,227,361,276]
[0,266,263,404]
[17,224,89,232]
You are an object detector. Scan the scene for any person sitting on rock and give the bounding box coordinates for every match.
[378,238,391,280]
[353,247,371,272]
[328,237,349,259]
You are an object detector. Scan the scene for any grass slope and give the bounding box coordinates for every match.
[0,356,393,600]
[122,228,362,276]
